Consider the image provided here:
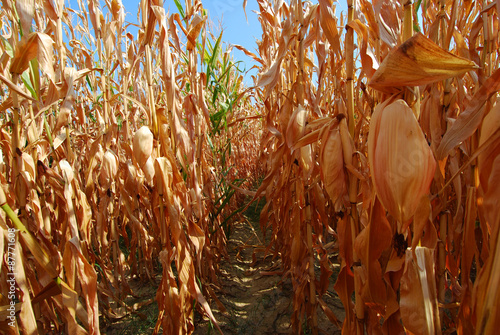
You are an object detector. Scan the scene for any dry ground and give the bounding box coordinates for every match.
[100,200,344,334]
[193,217,344,335]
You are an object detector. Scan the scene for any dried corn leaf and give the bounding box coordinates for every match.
[64,237,100,334]
[14,239,37,334]
[61,280,87,335]
[318,0,341,52]
[478,98,500,190]
[15,0,34,40]
[369,33,478,89]
[472,210,500,335]
[0,74,36,101]
[410,195,436,251]
[374,0,401,47]
[437,68,500,160]
[400,247,441,335]
[10,32,55,82]
[187,14,206,51]
[354,198,392,311]
[478,98,500,226]
[347,19,378,79]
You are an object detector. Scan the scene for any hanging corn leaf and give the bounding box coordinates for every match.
[369,33,478,90]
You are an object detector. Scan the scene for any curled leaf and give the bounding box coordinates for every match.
[186,14,206,51]
[369,33,478,90]
[437,69,500,160]
[10,33,55,82]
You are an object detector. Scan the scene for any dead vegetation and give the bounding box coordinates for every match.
[1,0,500,334]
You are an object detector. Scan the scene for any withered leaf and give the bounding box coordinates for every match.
[369,33,478,89]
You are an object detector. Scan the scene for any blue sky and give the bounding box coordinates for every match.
[118,0,263,85]
[200,0,263,84]
[69,1,348,86]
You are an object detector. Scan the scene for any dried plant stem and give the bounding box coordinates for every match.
[110,204,120,281]
[346,0,355,137]
[145,46,158,137]
[297,2,317,332]
[438,213,447,303]
[354,265,365,334]
[403,0,421,118]
[403,0,413,41]
[481,0,489,75]
[297,0,305,106]
[56,13,65,80]
[11,73,20,177]
[344,19,361,331]
[439,0,447,48]
[305,202,318,335]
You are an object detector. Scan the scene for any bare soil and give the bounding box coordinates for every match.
[193,219,344,335]
[100,201,345,334]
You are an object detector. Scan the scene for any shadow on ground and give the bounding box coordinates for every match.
[194,200,344,334]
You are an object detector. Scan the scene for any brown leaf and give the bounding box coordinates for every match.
[318,0,341,52]
[64,237,100,333]
[369,33,478,89]
[318,297,341,328]
[472,211,500,334]
[437,69,500,160]
[374,0,401,47]
[16,0,34,36]
[186,14,206,51]
[286,105,308,149]
[400,247,441,335]
[256,57,284,88]
[410,195,435,251]
[478,98,500,195]
[231,44,265,65]
[354,198,393,311]
[333,264,356,334]
[347,19,378,79]
[10,33,55,82]
[13,238,37,334]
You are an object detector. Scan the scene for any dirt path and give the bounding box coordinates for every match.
[194,205,344,335]
[100,201,344,334]
[194,218,293,334]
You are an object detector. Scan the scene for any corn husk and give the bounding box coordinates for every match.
[99,149,118,189]
[368,99,436,226]
[142,156,155,184]
[320,124,347,205]
[133,126,153,168]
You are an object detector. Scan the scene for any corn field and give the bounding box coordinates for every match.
[0,0,499,334]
